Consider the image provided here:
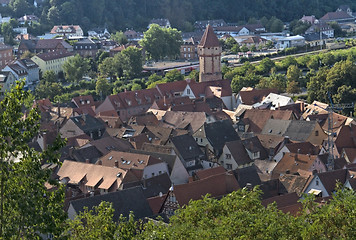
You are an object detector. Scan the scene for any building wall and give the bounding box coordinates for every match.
[306,124,327,146]
[143,162,170,179]
[170,156,189,184]
[198,45,222,82]
[0,48,13,68]
[32,55,74,74]
[304,175,329,197]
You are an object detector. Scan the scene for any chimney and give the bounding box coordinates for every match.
[69,146,74,158]
[42,131,47,151]
[85,159,90,164]
[97,160,102,165]
[57,102,60,118]
[300,102,305,113]
[163,96,166,106]
[114,160,119,168]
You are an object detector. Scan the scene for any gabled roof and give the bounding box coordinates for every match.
[70,114,105,133]
[279,174,310,196]
[171,134,205,162]
[243,109,294,133]
[238,88,278,105]
[6,63,28,76]
[273,153,318,176]
[284,120,320,142]
[16,58,38,69]
[172,171,240,206]
[58,160,128,189]
[188,79,232,98]
[256,134,286,150]
[87,136,133,155]
[262,192,300,209]
[34,51,74,61]
[198,25,220,48]
[204,120,240,154]
[320,11,354,21]
[232,165,261,187]
[122,173,171,198]
[99,150,163,170]
[141,143,173,155]
[161,111,206,133]
[285,142,319,155]
[225,140,252,166]
[194,166,226,180]
[242,136,269,159]
[71,95,95,108]
[315,169,348,195]
[69,186,152,221]
[334,125,356,153]
[72,145,103,164]
[261,119,291,136]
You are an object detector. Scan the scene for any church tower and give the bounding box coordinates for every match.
[198,25,222,82]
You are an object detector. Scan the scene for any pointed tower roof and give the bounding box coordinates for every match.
[199,25,220,48]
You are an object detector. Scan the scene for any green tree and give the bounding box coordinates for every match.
[286,80,300,96]
[47,6,60,25]
[164,69,184,82]
[231,43,240,54]
[111,31,128,45]
[225,37,237,50]
[120,46,143,78]
[250,45,257,52]
[256,57,275,74]
[63,55,90,83]
[96,76,111,98]
[65,202,117,239]
[140,24,182,61]
[188,70,199,81]
[240,45,249,53]
[146,73,163,87]
[0,81,66,238]
[286,65,301,82]
[231,72,261,93]
[98,57,122,82]
[9,0,31,17]
[1,22,14,45]
[328,22,345,37]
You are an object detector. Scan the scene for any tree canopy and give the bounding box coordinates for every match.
[0,80,66,238]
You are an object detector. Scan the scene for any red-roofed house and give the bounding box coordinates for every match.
[50,25,83,37]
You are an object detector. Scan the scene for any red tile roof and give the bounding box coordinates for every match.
[147,194,167,215]
[320,11,354,21]
[199,25,220,48]
[273,153,319,177]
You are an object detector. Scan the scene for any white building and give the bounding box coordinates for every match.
[275,35,305,50]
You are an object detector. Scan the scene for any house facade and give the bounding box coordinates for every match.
[31,51,74,74]
[50,25,84,37]
[0,71,15,96]
[0,43,13,68]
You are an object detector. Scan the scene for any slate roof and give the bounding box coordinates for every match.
[261,119,291,136]
[141,143,173,155]
[205,120,240,154]
[16,58,38,69]
[232,165,261,188]
[69,186,153,221]
[122,173,171,198]
[171,134,205,162]
[225,140,252,166]
[72,146,103,164]
[88,136,133,155]
[198,25,220,48]
[242,136,268,160]
[70,114,105,133]
[284,120,319,142]
[35,51,74,61]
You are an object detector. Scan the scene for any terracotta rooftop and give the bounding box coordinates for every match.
[238,88,278,105]
[58,160,129,190]
[273,153,319,176]
[198,25,220,48]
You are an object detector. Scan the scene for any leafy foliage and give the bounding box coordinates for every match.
[0,80,66,238]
